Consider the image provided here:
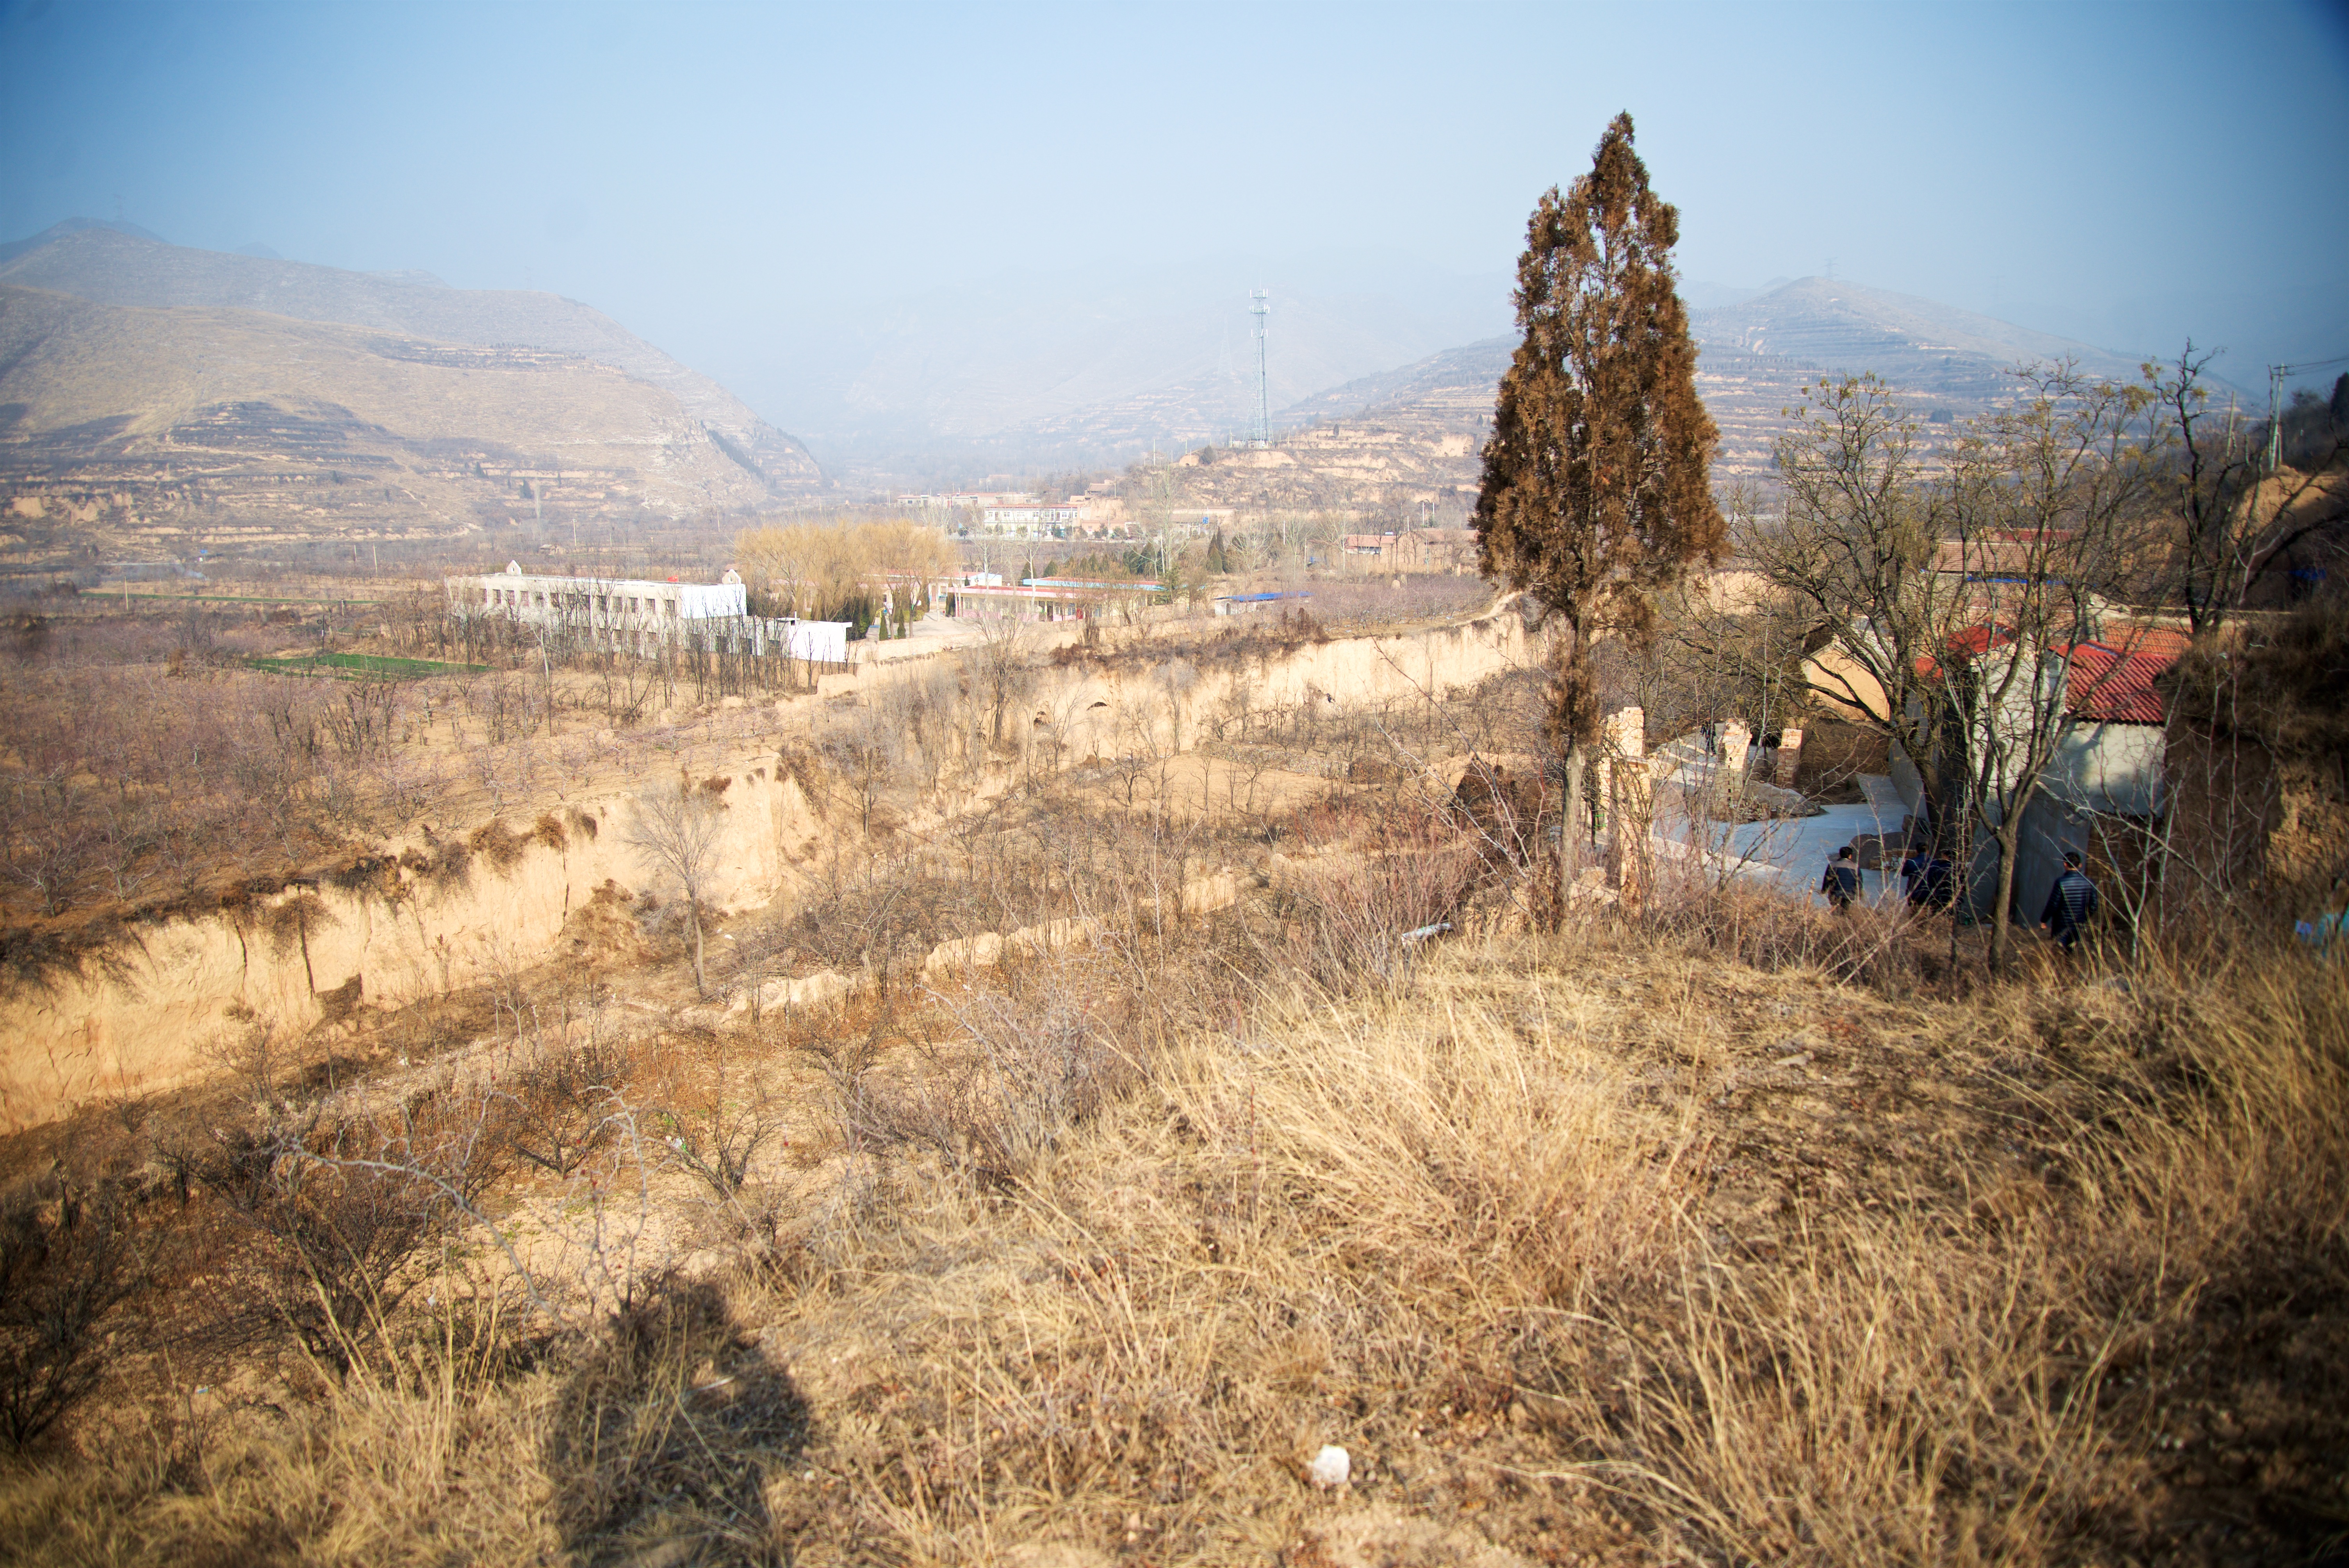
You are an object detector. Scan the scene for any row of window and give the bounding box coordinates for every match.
[476,586,673,617]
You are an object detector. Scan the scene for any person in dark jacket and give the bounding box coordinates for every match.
[1902,846,1954,910]
[2038,851,2099,950]
[1821,845,1861,911]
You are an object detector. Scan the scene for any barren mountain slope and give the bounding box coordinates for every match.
[1696,276,2148,387]
[1151,278,2165,519]
[0,283,775,565]
[0,224,825,497]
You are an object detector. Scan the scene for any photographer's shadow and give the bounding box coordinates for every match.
[545,1277,809,1565]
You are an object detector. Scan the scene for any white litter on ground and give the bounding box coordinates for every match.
[1308,1444,1351,1489]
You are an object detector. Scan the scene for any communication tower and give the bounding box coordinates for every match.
[1250,290,1271,448]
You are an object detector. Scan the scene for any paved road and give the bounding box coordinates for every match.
[1660,775,1914,907]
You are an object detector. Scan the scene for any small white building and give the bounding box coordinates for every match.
[981,502,1091,532]
[448,561,747,626]
[776,619,850,663]
[1890,628,2189,924]
[446,561,849,663]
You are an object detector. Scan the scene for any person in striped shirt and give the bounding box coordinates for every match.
[2038,851,2099,951]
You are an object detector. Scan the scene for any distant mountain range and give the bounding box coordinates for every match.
[780,269,2171,489]
[733,258,1515,480]
[0,217,171,265]
[1285,276,2160,474]
[0,222,823,495]
[1693,276,2150,396]
[0,221,830,572]
[1143,277,2173,524]
[0,216,2198,559]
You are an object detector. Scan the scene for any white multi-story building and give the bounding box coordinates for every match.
[449,561,747,625]
[896,491,1038,513]
[446,561,849,663]
[980,502,1092,534]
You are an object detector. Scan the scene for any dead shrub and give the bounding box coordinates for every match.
[1277,804,1483,986]
[257,891,337,993]
[0,921,142,1005]
[644,1030,788,1234]
[412,832,471,888]
[496,1030,633,1181]
[865,957,1135,1182]
[170,1081,502,1377]
[467,820,527,873]
[322,853,399,898]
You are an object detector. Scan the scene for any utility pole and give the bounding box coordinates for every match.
[1251,290,1271,448]
[2263,354,2349,471]
[2270,363,2287,472]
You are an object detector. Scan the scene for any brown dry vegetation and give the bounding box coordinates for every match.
[0,584,2342,1566]
[0,586,847,993]
[0,777,2341,1565]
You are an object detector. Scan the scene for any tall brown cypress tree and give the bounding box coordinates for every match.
[1475,112,1724,864]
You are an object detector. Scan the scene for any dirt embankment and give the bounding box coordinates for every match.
[878,595,1542,760]
[0,601,1545,1133]
[0,763,824,1132]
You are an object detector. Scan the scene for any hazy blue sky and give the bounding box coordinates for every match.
[4,0,2345,426]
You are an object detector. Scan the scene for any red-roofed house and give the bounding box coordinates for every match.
[1891,622,2190,921]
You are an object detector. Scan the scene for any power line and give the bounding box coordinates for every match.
[2265,353,2349,469]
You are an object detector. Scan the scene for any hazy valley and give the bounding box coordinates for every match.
[0,219,2190,568]
[0,178,2341,1568]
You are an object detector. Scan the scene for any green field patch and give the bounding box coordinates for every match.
[243,651,490,679]
[101,591,384,606]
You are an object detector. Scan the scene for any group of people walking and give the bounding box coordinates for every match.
[1820,842,2099,951]
[1817,843,1954,911]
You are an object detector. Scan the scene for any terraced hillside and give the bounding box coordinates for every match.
[1146,278,2162,520]
[0,283,781,571]
[1,223,825,498]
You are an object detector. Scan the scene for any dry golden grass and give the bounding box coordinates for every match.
[7,913,2340,1567]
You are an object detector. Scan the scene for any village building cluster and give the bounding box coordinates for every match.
[1340,527,1480,572]
[893,485,1138,539]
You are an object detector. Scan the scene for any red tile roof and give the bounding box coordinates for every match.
[1916,624,2013,679]
[1913,624,2186,725]
[2056,641,2175,725]
[2101,624,2191,662]
[1945,624,2012,657]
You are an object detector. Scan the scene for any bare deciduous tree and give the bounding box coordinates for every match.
[1734,376,1971,825]
[1942,365,2160,968]
[627,779,727,995]
[1739,367,2164,967]
[968,611,1032,753]
[2157,347,2347,634]
[823,704,898,832]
